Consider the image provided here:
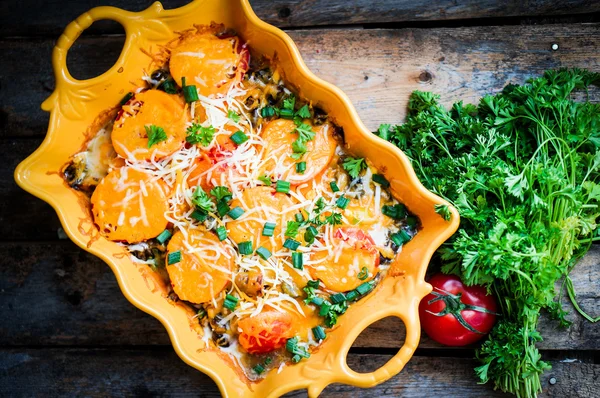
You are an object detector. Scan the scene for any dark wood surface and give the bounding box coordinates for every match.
[1,0,599,396]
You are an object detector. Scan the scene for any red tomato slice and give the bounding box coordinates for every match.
[238,311,295,354]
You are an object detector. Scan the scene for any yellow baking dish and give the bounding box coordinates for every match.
[14,0,459,396]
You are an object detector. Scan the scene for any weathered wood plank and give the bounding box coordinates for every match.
[1,349,597,397]
[2,24,600,139]
[1,240,598,349]
[1,0,600,37]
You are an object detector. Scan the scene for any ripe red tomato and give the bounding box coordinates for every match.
[419,273,498,346]
[238,311,295,354]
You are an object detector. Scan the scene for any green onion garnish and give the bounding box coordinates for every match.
[372,174,390,187]
[228,206,245,220]
[355,281,374,295]
[119,92,134,106]
[292,252,303,269]
[406,216,418,228]
[216,226,227,241]
[238,241,253,255]
[223,294,239,311]
[330,293,346,304]
[159,78,177,94]
[279,108,294,119]
[156,229,172,244]
[307,279,320,289]
[276,180,290,193]
[336,196,350,209]
[306,226,318,237]
[345,290,359,301]
[260,106,275,118]
[295,212,304,222]
[357,266,369,280]
[390,230,412,246]
[312,326,326,340]
[296,161,306,174]
[382,204,407,219]
[262,221,276,237]
[310,297,324,306]
[285,337,298,352]
[181,77,199,103]
[197,307,207,318]
[283,238,301,250]
[304,225,318,245]
[217,200,230,217]
[253,364,265,374]
[319,301,331,316]
[256,246,272,260]
[230,130,249,145]
[330,181,340,192]
[191,209,207,222]
[167,251,181,265]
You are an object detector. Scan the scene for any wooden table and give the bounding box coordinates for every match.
[1,1,599,396]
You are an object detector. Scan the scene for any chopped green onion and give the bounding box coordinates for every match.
[119,92,134,106]
[310,297,324,306]
[319,301,331,316]
[296,161,307,174]
[159,78,177,94]
[156,229,172,244]
[217,200,230,217]
[223,294,239,311]
[356,281,374,295]
[330,181,340,192]
[307,279,320,289]
[372,174,390,188]
[312,326,326,340]
[292,252,303,269]
[258,175,272,185]
[264,357,273,365]
[345,290,359,301]
[285,337,298,352]
[390,230,412,246]
[306,226,318,237]
[260,106,275,118]
[330,293,346,304]
[276,180,290,193]
[253,364,265,374]
[304,225,318,245]
[295,212,304,222]
[228,206,245,220]
[406,216,418,228]
[256,246,272,260]
[279,108,294,119]
[382,204,407,219]
[262,221,276,237]
[357,266,369,280]
[230,130,249,145]
[216,226,227,241]
[292,354,302,363]
[336,196,350,209]
[182,78,199,102]
[197,307,207,318]
[238,241,253,255]
[191,209,207,222]
[167,251,181,265]
[283,238,301,250]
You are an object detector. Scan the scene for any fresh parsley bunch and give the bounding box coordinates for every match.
[376,69,600,397]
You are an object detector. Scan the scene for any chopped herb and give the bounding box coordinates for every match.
[285,337,310,361]
[216,226,227,241]
[223,294,239,311]
[357,266,369,280]
[406,216,418,228]
[390,230,412,246]
[279,108,294,119]
[292,252,303,269]
[296,104,311,119]
[296,161,307,174]
[145,125,168,148]
[191,209,207,222]
[434,204,452,221]
[382,204,407,220]
[355,281,374,295]
[282,95,295,110]
[167,251,181,265]
[314,197,327,214]
[330,181,340,192]
[181,77,199,102]
[345,290,359,301]
[253,364,265,374]
[230,130,249,145]
[283,238,301,250]
[227,206,245,220]
[264,357,273,365]
[119,92,133,106]
[319,301,331,317]
[312,326,326,340]
[372,174,390,188]
[262,221,276,237]
[295,212,305,222]
[291,139,307,156]
[342,157,367,179]
[210,186,233,203]
[186,124,215,146]
[304,225,318,245]
[276,180,290,193]
[192,187,214,212]
[156,229,172,244]
[159,77,177,94]
[336,196,350,209]
[258,175,272,185]
[216,200,230,217]
[256,246,272,260]
[285,220,301,238]
[330,293,346,304]
[227,109,241,123]
[295,123,316,142]
[325,212,342,225]
[197,307,207,319]
[307,279,320,289]
[238,241,253,255]
[260,106,276,118]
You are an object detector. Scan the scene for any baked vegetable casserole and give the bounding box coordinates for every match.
[64,23,419,380]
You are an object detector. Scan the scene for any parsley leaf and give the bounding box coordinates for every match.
[227,110,241,123]
[145,125,167,148]
[342,157,367,179]
[282,95,295,111]
[191,187,214,212]
[325,212,342,225]
[186,124,215,147]
[314,197,327,214]
[296,105,311,119]
[295,123,316,142]
[210,186,232,203]
[434,204,452,221]
[285,221,301,238]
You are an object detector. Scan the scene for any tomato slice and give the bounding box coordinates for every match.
[238,311,295,354]
[308,227,379,292]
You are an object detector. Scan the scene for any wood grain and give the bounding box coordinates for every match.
[2,24,600,139]
[1,240,598,349]
[1,0,600,37]
[0,349,597,397]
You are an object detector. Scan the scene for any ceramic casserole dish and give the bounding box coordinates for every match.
[14,0,459,396]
